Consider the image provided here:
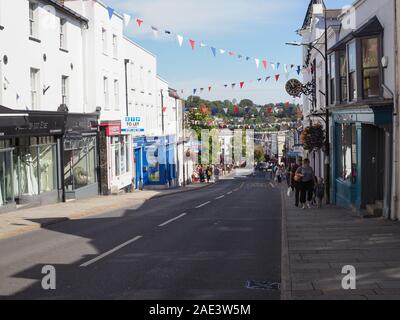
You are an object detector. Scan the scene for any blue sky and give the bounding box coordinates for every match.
[107,0,352,104]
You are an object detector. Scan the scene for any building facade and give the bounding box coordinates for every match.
[327,0,395,217]
[0,0,100,212]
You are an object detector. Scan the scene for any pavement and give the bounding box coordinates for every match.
[0,169,281,299]
[280,186,400,300]
[0,183,216,241]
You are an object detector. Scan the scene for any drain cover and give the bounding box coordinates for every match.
[246,280,280,291]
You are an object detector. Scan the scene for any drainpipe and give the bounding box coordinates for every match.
[393,0,400,221]
[124,59,130,117]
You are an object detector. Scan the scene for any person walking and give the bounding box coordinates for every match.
[214,166,220,182]
[295,159,315,210]
[291,159,303,207]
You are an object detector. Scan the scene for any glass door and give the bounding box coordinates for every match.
[0,149,14,207]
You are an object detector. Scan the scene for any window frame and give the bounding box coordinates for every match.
[361,36,381,99]
[29,1,38,38]
[61,75,69,106]
[114,79,119,111]
[103,76,109,110]
[329,53,336,105]
[112,34,118,59]
[339,50,348,103]
[102,28,108,55]
[347,40,357,102]
[30,68,40,110]
[59,18,67,50]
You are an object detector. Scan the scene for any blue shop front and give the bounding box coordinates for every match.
[133,135,177,190]
[331,103,392,215]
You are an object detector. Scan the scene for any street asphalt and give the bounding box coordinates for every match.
[0,170,282,300]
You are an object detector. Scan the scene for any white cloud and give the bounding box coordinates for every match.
[111,0,300,38]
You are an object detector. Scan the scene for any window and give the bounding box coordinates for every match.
[338,124,357,183]
[329,54,336,105]
[60,18,67,49]
[61,76,69,106]
[112,34,118,58]
[29,1,38,37]
[114,79,119,110]
[102,28,107,54]
[348,41,357,101]
[339,51,348,102]
[362,37,380,98]
[30,68,39,110]
[103,76,109,110]
[111,136,130,177]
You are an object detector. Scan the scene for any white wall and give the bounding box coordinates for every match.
[123,37,159,137]
[0,0,85,113]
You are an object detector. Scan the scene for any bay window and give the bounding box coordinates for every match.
[362,37,380,98]
[348,41,357,101]
[339,51,348,102]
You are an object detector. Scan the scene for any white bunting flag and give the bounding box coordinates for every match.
[223,108,228,114]
[219,49,226,55]
[271,63,276,70]
[123,14,131,28]
[200,42,207,48]
[255,58,260,69]
[151,26,159,38]
[177,35,184,47]
[284,64,288,73]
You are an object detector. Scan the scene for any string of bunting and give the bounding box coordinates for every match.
[105,5,310,75]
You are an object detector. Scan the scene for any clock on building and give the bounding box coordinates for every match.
[285,79,303,97]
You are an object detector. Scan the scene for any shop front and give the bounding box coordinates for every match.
[0,106,66,212]
[99,121,133,195]
[331,104,393,215]
[63,113,99,200]
[133,135,177,189]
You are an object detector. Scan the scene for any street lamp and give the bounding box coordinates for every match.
[285,3,331,204]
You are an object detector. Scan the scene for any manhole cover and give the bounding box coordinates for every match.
[246,280,280,291]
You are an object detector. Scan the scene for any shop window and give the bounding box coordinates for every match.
[339,51,348,102]
[39,145,56,193]
[348,41,357,101]
[338,124,357,183]
[64,137,97,191]
[0,150,14,207]
[362,37,380,98]
[111,136,130,178]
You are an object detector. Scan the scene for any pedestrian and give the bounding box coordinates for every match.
[295,159,315,210]
[206,166,213,183]
[315,177,325,208]
[199,166,205,183]
[291,159,302,207]
[214,166,220,182]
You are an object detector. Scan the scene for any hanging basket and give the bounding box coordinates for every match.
[301,124,325,151]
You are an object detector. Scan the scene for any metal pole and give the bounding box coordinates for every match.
[324,2,331,204]
[182,103,186,186]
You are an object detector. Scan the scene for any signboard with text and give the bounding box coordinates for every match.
[121,116,145,134]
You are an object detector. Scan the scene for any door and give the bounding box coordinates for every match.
[0,149,14,207]
[361,124,385,208]
[134,148,142,189]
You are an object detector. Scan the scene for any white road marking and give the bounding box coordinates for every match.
[227,191,233,195]
[233,188,239,192]
[269,183,275,188]
[215,195,225,200]
[158,213,187,227]
[80,236,143,267]
[195,201,211,209]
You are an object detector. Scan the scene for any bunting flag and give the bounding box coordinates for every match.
[267,107,273,114]
[200,42,207,48]
[177,35,184,47]
[211,47,217,57]
[107,6,114,19]
[234,105,240,114]
[200,88,204,93]
[151,26,159,38]
[123,13,131,27]
[275,74,280,81]
[266,76,271,81]
[257,78,262,82]
[223,108,228,114]
[208,86,212,92]
[271,63,276,70]
[228,52,235,56]
[240,81,245,89]
[297,66,302,75]
[256,107,261,113]
[220,49,226,55]
[189,39,196,50]
[193,89,197,95]
[136,18,143,27]
[255,58,260,69]
[224,84,228,88]
[284,64,288,73]
[162,107,167,113]
[165,30,171,34]
[277,62,281,70]
[262,60,268,70]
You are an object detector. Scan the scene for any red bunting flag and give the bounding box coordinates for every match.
[262,60,267,70]
[267,107,273,114]
[136,19,143,27]
[162,107,167,113]
[229,52,235,56]
[208,86,212,92]
[189,39,196,50]
[240,81,245,89]
[285,102,290,107]
[275,74,280,81]
[234,105,239,114]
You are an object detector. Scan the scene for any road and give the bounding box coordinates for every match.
[0,170,282,300]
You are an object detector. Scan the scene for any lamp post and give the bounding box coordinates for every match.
[285,2,331,204]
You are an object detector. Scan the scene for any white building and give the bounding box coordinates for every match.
[0,0,100,211]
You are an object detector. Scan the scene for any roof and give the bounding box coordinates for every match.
[301,0,323,30]
[42,0,89,25]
